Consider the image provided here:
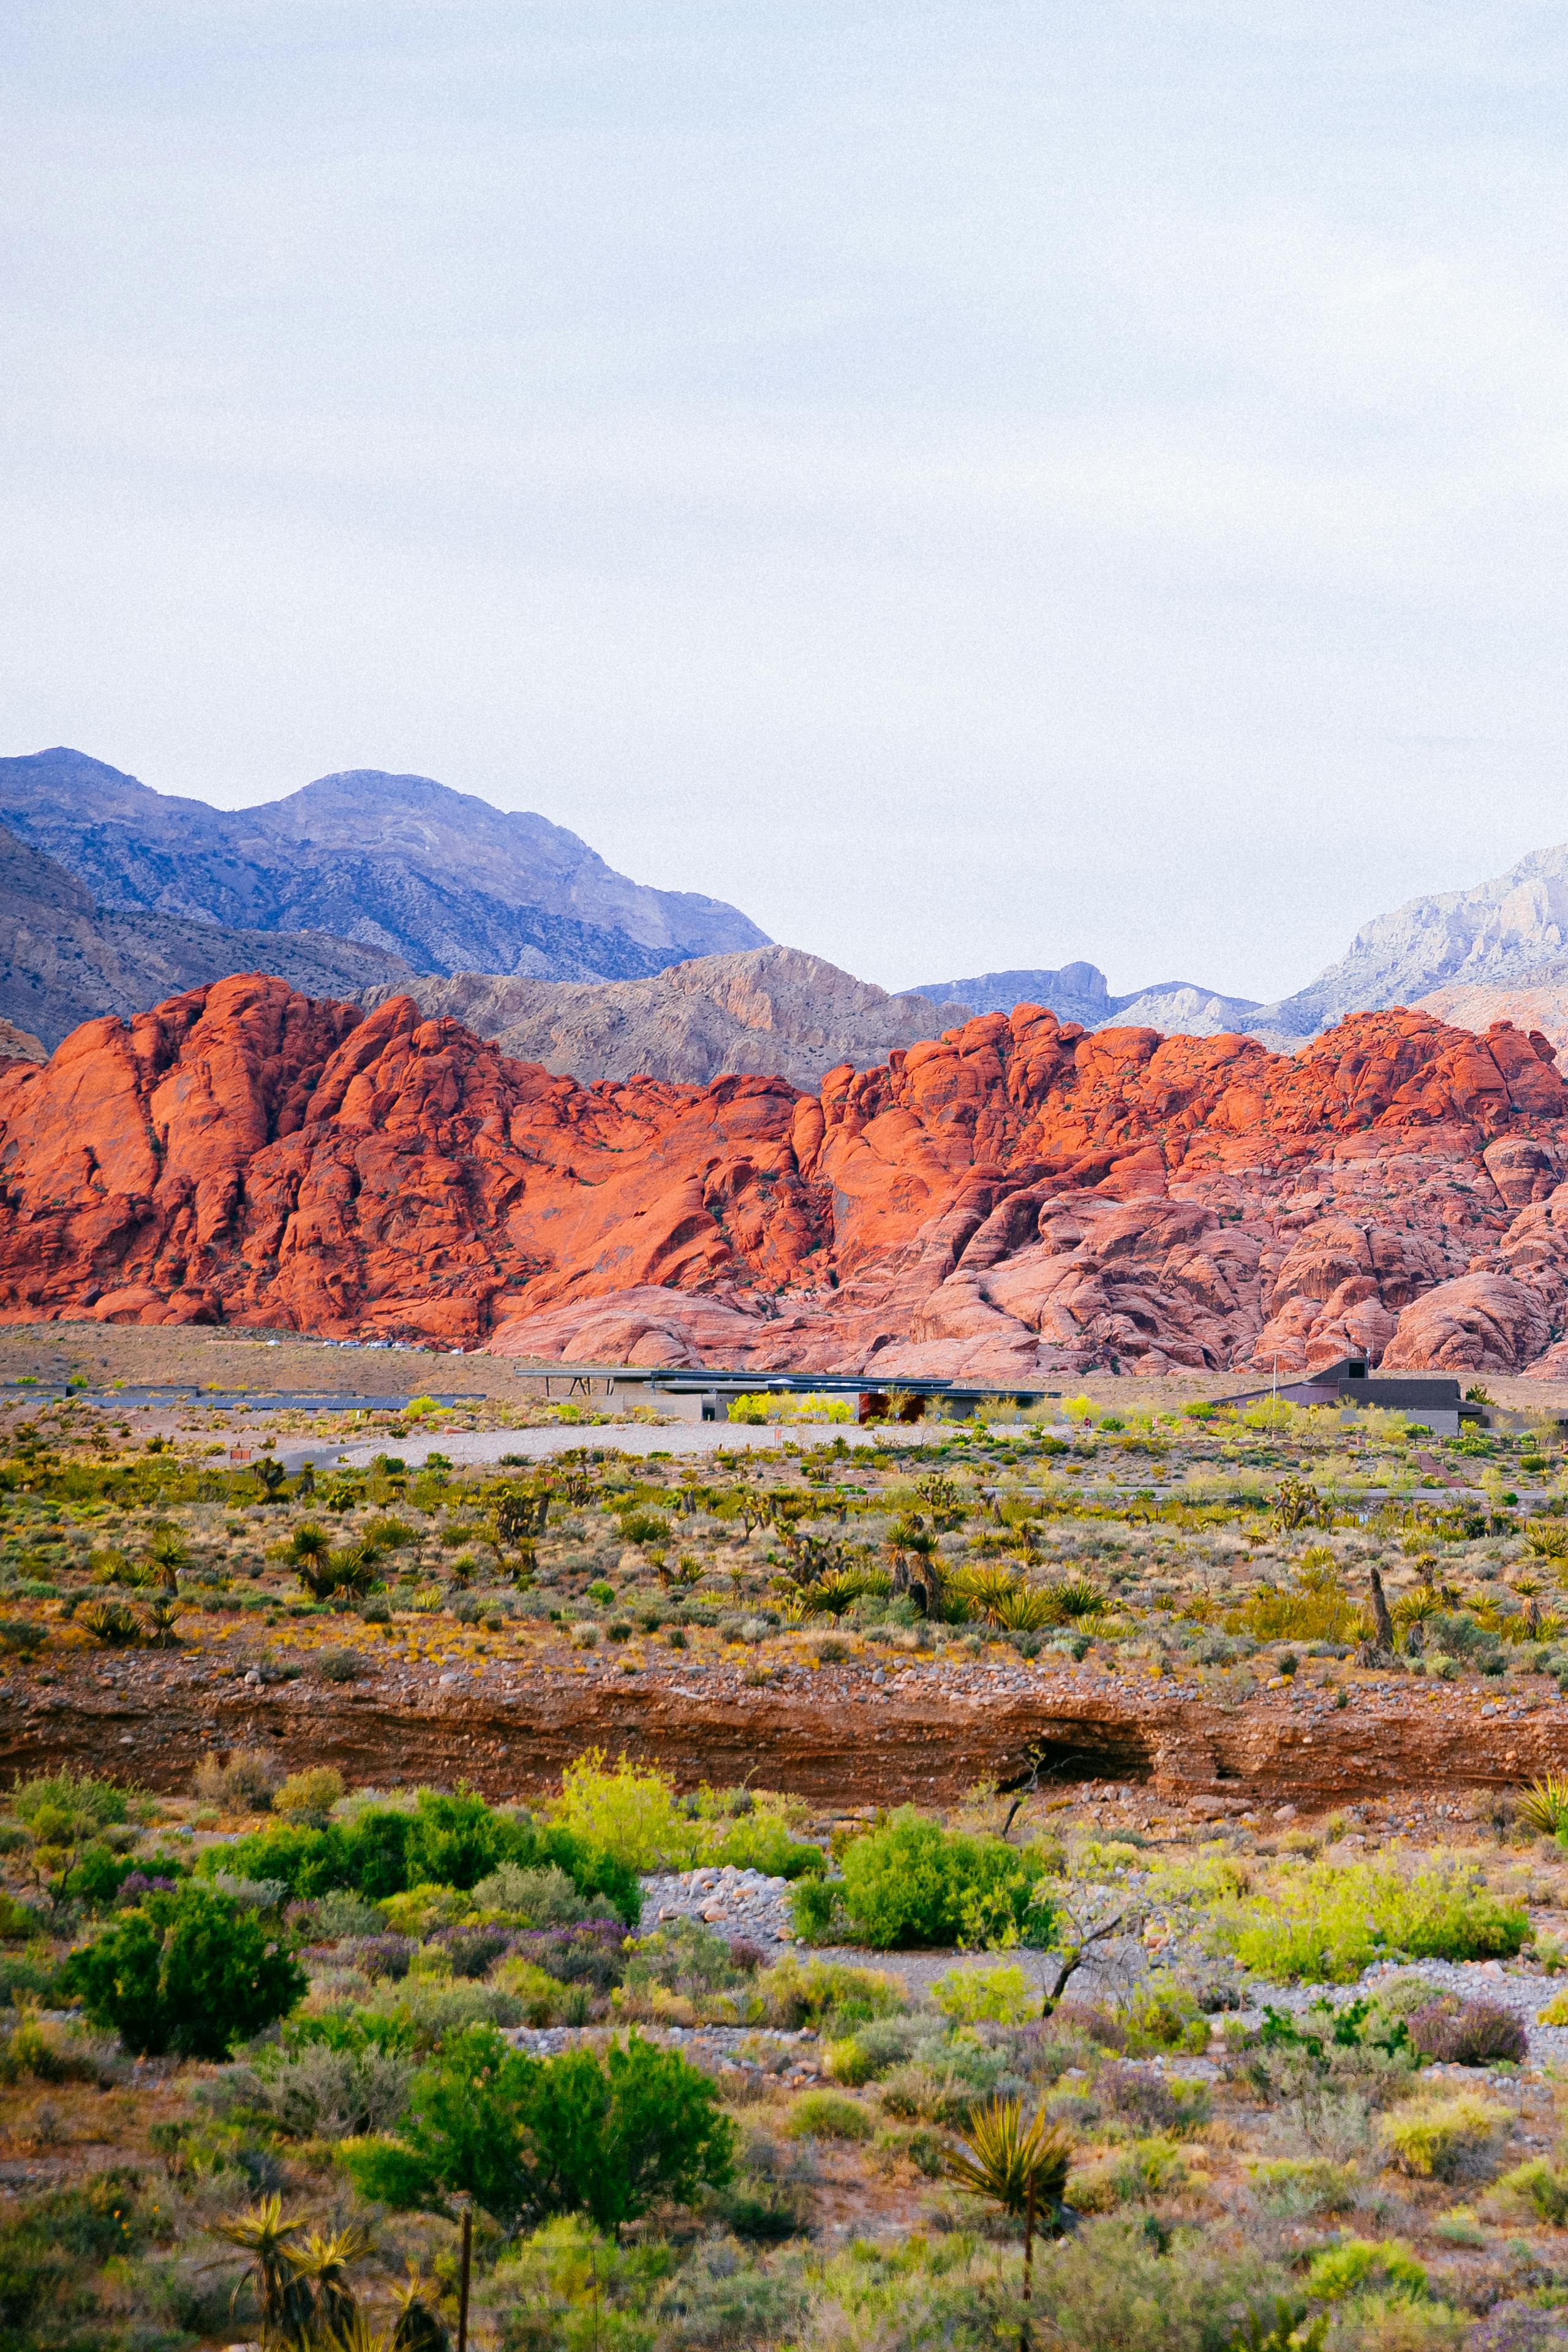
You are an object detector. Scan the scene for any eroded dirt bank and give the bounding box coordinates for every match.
[7,1650,1566,1811]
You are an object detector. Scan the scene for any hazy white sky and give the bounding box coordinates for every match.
[4,3,1567,998]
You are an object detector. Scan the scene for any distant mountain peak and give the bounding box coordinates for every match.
[0,748,769,984]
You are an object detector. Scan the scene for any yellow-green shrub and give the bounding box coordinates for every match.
[1069,2136,1190,2211]
[1491,2155,1568,2224]
[929,1964,1036,2026]
[786,2090,874,2142]
[1216,1856,1528,1983]
[1245,2157,1359,2215]
[1378,2092,1506,2180]
[492,1957,569,2026]
[1305,2237,1428,2304]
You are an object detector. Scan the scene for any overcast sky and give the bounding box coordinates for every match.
[4,4,1567,1000]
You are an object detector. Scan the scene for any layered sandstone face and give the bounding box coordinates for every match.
[7,974,1568,1376]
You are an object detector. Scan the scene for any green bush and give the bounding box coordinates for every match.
[209,1787,639,1923]
[1218,1856,1529,1983]
[833,1808,1055,1948]
[61,1883,306,2059]
[785,2089,874,2141]
[342,2023,736,2231]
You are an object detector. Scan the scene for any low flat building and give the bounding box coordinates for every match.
[1232,1355,1483,1437]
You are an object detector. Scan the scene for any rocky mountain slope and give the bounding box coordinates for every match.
[0,748,766,983]
[362,948,971,1090]
[7,975,1568,1381]
[1253,842,1568,1038]
[907,961,1265,1037]
[0,823,409,1049]
[1415,963,1568,1065]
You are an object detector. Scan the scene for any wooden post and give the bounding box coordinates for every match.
[455,2198,473,2352]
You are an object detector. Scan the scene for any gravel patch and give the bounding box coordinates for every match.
[639,1866,800,1948]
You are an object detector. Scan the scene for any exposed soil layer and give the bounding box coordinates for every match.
[7,1649,1566,1811]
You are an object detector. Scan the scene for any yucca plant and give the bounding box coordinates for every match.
[1517,1776,1568,1836]
[1229,2299,1327,2352]
[1525,1519,1568,1559]
[287,2222,375,2345]
[79,1599,143,1647]
[943,2097,1072,2349]
[802,1567,891,1617]
[949,1563,1024,1623]
[143,1599,181,1648]
[389,2267,450,2352]
[209,2195,311,2348]
[1046,1574,1104,1621]
[990,1583,1060,1632]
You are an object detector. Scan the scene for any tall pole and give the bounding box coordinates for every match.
[455,2198,472,2352]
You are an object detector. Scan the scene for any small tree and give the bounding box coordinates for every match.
[344,2026,735,2236]
[64,1883,306,2059]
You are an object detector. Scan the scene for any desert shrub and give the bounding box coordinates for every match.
[272,1765,345,1825]
[753,1955,905,2034]
[878,2040,1012,2127]
[470,1861,592,1926]
[1246,2155,1359,2216]
[1492,2154,1568,2225]
[211,2038,415,2139]
[342,2023,736,2231]
[1095,2062,1210,2136]
[1026,2214,1276,2349]
[0,2173,155,2345]
[622,1918,742,2007]
[9,1768,127,1836]
[1071,2134,1190,2209]
[1305,2235,1428,2303]
[61,1882,306,2059]
[786,2089,875,2141]
[341,1934,417,1981]
[1218,1856,1528,1983]
[548,1749,703,1869]
[1120,1983,1209,2056]
[0,2011,120,2087]
[1378,2090,1507,2179]
[432,1923,514,1978]
[1407,1997,1528,2066]
[833,1807,1055,1948]
[826,2016,946,2086]
[486,2214,680,2351]
[194,1746,280,1813]
[930,1962,1038,2024]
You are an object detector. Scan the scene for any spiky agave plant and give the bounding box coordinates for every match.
[79,1600,142,1646]
[1517,1776,1568,1836]
[209,2195,310,2348]
[802,1566,891,1618]
[1043,1574,1104,1623]
[389,2266,451,2352]
[943,2098,1074,2351]
[286,2221,375,2346]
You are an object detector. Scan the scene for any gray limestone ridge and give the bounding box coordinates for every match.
[912,840,1568,1048]
[363,949,974,1090]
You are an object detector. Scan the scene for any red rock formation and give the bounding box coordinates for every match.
[7,976,1568,1375]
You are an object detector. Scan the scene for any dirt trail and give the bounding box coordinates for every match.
[6,1651,1566,1811]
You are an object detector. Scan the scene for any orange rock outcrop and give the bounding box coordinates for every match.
[6,974,1568,1376]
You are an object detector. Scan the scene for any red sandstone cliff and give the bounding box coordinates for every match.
[6,975,1568,1377]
